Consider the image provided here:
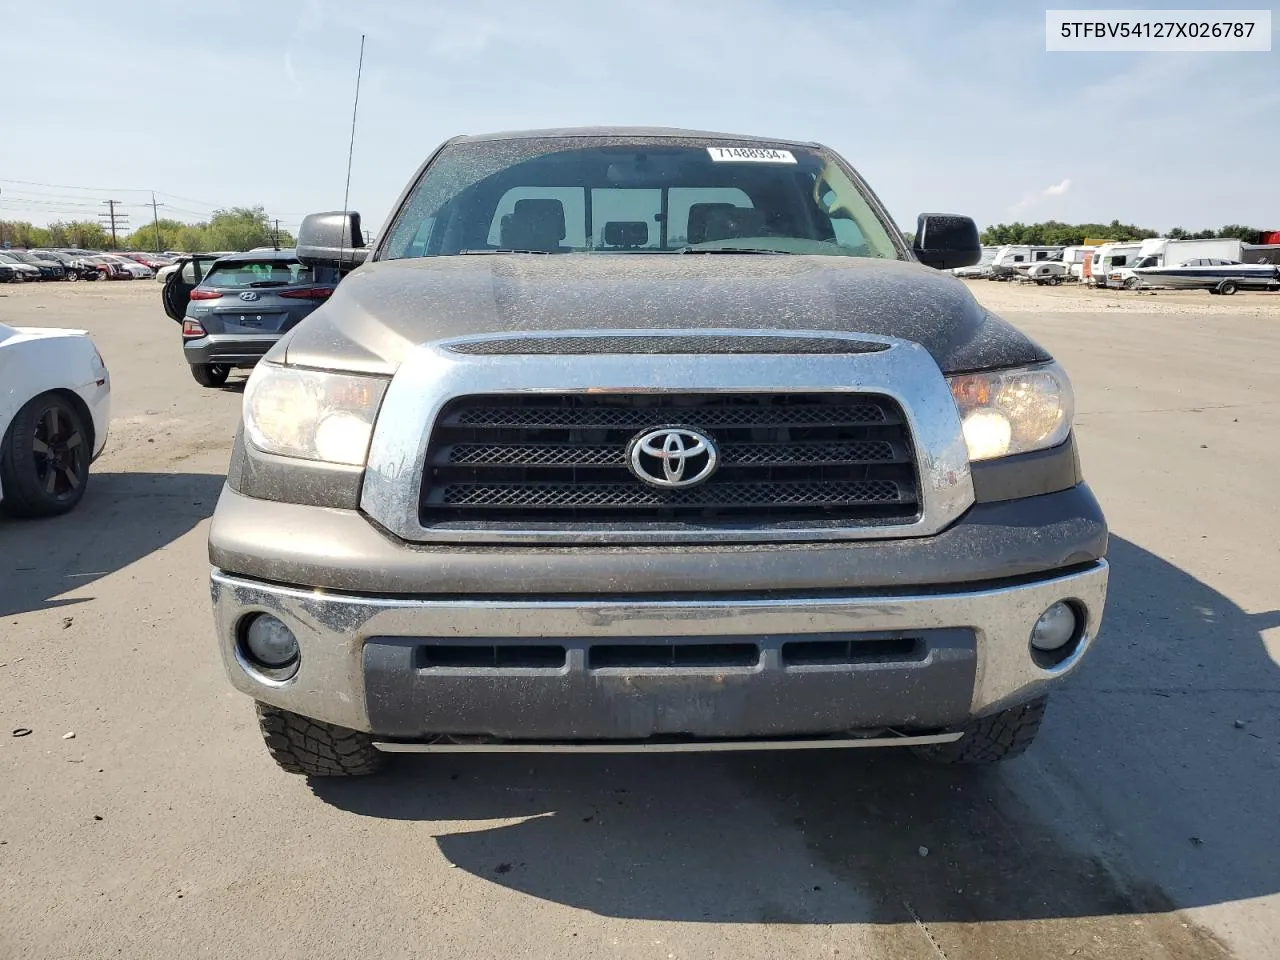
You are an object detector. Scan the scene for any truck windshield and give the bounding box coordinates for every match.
[380,138,902,260]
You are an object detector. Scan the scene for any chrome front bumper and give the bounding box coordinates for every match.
[211,561,1109,740]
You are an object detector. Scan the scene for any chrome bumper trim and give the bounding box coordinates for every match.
[360,329,974,545]
[372,732,963,754]
[211,560,1108,735]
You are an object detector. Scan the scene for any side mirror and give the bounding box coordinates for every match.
[913,214,981,270]
[297,211,368,269]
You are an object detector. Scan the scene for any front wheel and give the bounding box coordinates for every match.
[912,697,1047,765]
[256,704,385,777]
[190,363,231,387]
[0,392,91,518]
[1217,280,1238,296]
[1124,277,1141,290]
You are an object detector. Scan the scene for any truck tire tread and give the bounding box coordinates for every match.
[255,703,384,776]
[912,696,1047,765]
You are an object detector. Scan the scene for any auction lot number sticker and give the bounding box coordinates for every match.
[707,147,797,163]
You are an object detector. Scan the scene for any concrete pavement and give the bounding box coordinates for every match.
[1,280,1276,959]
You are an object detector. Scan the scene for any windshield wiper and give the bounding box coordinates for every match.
[679,247,794,255]
[459,248,553,255]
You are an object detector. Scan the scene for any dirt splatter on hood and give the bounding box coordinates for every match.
[281,254,1050,375]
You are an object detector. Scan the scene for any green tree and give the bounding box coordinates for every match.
[206,206,273,251]
[127,218,189,252]
[51,221,110,249]
[0,220,51,248]
[174,225,210,252]
[1215,224,1262,243]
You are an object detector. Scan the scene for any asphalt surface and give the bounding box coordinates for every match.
[1,279,1277,960]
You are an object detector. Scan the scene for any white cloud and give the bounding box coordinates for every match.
[1010,178,1072,213]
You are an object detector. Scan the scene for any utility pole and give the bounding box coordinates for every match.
[99,200,129,249]
[272,218,281,249]
[150,192,166,254]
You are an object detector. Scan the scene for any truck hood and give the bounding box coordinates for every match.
[282,254,1050,376]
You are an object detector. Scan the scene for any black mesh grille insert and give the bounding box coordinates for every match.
[421,393,920,526]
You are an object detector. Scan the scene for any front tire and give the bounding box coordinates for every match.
[256,704,385,777]
[912,696,1047,765]
[1124,277,1141,290]
[190,363,231,387]
[1217,279,1238,296]
[0,392,91,518]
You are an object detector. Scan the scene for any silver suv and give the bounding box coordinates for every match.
[163,249,336,387]
[208,128,1109,776]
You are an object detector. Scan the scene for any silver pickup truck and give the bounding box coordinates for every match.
[208,127,1108,776]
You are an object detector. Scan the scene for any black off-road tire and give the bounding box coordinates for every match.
[190,363,231,387]
[912,696,1047,765]
[256,703,385,777]
[0,392,91,518]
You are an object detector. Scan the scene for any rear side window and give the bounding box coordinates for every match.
[202,260,312,288]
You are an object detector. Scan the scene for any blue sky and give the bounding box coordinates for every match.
[1,0,1276,237]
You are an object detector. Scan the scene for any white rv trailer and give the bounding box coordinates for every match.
[1090,242,1143,287]
[988,245,1064,280]
[1059,245,1095,281]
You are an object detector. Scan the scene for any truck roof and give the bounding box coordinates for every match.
[450,126,823,148]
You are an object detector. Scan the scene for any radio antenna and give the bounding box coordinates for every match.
[339,33,366,267]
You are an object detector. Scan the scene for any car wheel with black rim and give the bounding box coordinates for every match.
[191,363,231,387]
[0,392,92,518]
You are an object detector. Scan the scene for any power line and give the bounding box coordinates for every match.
[0,177,154,193]
[0,179,250,213]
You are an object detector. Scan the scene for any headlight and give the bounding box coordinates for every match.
[946,362,1074,461]
[243,364,388,465]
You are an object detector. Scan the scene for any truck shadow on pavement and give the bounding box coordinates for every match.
[312,536,1279,934]
[0,471,223,617]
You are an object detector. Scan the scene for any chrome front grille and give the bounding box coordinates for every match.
[420,393,919,526]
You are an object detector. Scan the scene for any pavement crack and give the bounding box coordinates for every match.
[902,898,951,960]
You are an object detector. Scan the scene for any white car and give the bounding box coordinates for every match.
[100,255,152,280]
[0,323,111,517]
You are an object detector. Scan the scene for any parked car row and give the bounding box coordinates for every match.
[0,248,178,282]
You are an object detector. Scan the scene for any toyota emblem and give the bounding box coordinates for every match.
[627,426,718,489]
[239,291,260,301]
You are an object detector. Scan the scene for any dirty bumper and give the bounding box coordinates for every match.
[211,562,1109,740]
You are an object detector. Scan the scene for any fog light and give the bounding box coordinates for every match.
[1030,602,1078,652]
[243,614,299,669]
